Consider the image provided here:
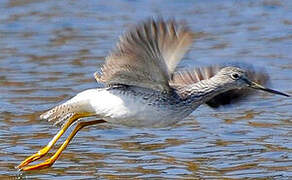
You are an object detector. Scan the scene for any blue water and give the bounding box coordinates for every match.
[0,0,291,179]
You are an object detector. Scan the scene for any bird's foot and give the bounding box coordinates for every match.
[16,146,50,170]
[19,158,55,171]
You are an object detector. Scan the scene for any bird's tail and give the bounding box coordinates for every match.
[40,100,94,127]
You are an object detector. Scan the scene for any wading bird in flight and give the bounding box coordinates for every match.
[17,18,289,171]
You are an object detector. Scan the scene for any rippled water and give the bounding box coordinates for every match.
[0,0,292,179]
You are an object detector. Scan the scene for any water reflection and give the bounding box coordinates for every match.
[0,0,291,179]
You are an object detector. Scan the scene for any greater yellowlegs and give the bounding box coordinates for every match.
[17,19,289,171]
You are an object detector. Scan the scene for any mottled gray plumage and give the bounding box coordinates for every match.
[95,19,193,92]
[171,65,269,107]
[18,18,289,172]
[42,18,289,127]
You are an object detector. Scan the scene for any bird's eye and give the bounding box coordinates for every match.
[231,73,240,79]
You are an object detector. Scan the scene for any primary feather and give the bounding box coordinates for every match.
[95,19,193,92]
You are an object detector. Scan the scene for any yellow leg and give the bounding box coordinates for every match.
[16,113,92,169]
[20,119,105,171]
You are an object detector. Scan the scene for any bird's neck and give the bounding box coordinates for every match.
[177,76,231,106]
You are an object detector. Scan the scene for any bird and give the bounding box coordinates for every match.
[17,18,289,171]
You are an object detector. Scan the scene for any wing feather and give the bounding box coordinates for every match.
[96,18,193,92]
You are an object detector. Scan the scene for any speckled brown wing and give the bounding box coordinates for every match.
[95,18,193,92]
[171,65,269,108]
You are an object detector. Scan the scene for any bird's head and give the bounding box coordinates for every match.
[217,66,289,97]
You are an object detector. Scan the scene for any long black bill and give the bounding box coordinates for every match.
[248,81,290,97]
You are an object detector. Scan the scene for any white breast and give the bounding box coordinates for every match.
[80,88,183,127]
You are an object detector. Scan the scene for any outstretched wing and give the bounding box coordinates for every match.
[95,18,193,92]
[171,64,269,108]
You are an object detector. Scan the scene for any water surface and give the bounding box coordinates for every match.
[0,0,292,179]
